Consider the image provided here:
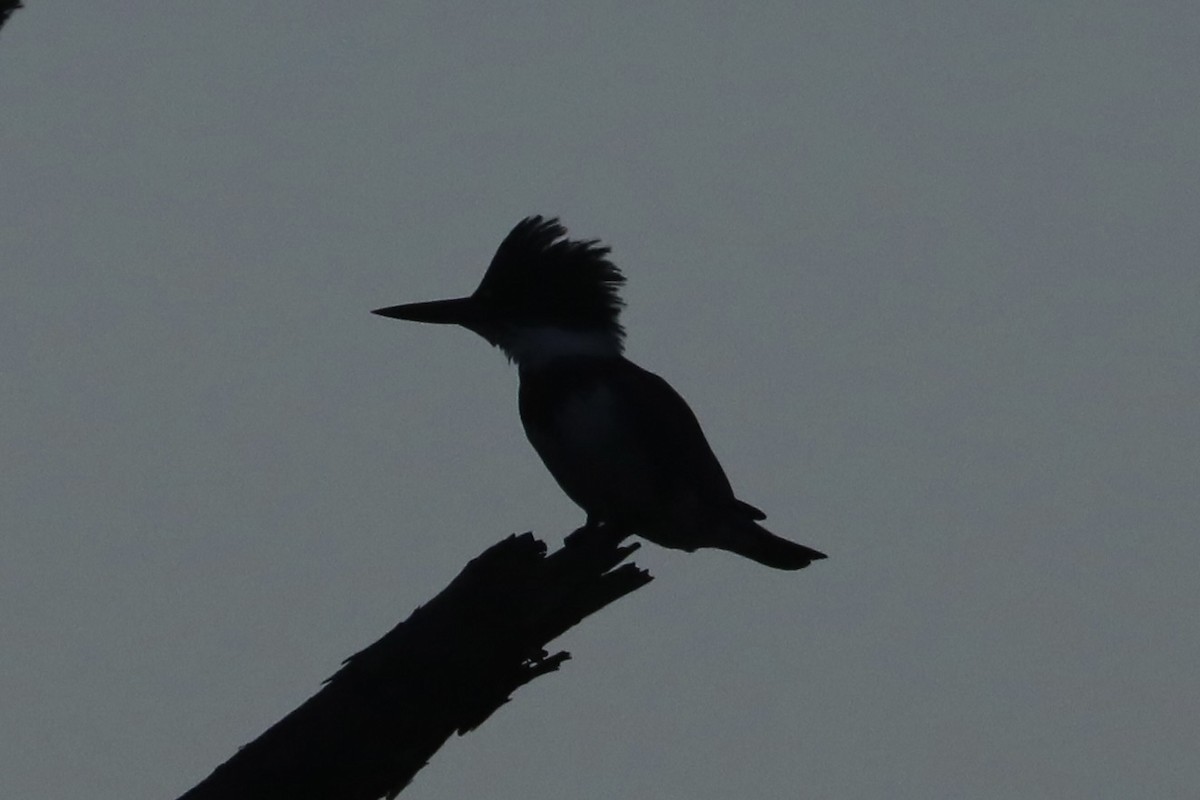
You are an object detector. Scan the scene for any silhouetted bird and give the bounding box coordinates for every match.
[374,217,826,570]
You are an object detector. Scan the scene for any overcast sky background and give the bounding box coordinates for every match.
[3,4,1198,798]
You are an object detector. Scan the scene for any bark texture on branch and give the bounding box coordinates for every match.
[177,528,651,800]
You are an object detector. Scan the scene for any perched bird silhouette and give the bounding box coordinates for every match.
[374,217,826,570]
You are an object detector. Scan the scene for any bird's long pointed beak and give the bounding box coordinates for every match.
[371,297,476,325]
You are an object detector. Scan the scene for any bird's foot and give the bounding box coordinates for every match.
[565,518,632,548]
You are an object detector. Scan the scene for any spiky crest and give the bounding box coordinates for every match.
[473,216,626,347]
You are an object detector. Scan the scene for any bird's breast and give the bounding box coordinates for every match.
[519,375,658,519]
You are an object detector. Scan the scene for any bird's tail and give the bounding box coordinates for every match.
[713,519,827,571]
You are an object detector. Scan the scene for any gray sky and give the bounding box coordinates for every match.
[3,3,1197,798]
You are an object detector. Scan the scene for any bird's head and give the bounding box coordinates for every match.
[373,216,626,365]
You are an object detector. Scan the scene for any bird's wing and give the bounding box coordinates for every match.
[609,359,764,519]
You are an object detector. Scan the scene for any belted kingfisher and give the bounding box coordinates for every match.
[373,216,826,570]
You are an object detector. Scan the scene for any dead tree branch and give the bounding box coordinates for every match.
[177,527,651,799]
